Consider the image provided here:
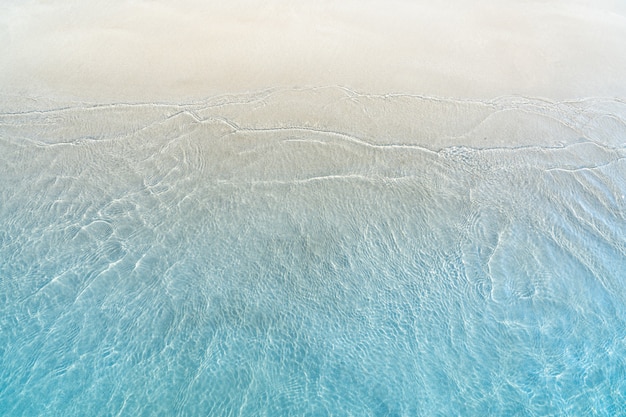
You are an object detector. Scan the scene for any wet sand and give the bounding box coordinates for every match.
[1,0,626,104]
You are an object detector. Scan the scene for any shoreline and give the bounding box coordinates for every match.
[2,86,625,151]
[2,0,626,104]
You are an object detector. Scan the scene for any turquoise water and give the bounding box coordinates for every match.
[1,93,626,415]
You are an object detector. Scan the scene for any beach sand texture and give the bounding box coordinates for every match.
[1,0,626,103]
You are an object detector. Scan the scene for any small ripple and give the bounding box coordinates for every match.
[84,220,114,242]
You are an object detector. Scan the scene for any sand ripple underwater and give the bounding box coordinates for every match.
[1,88,625,415]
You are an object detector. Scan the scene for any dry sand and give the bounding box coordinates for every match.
[1,0,626,103]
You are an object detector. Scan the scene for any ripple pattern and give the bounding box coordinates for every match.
[1,89,625,416]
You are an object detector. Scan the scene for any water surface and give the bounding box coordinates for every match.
[1,89,625,415]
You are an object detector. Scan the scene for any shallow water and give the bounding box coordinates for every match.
[1,89,625,416]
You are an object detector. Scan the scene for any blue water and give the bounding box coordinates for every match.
[1,96,626,416]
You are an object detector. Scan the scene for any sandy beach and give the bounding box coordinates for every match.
[2,2,626,416]
[1,0,625,103]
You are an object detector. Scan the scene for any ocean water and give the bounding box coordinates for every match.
[1,89,625,416]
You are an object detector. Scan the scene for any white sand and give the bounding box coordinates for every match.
[1,0,626,103]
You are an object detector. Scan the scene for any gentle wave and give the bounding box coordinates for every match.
[1,89,625,416]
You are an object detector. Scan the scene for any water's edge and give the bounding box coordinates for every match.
[1,88,625,416]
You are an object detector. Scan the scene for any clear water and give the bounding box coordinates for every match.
[1,93,625,416]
